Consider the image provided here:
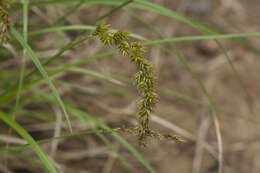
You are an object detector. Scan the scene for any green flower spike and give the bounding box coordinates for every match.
[92,24,183,146]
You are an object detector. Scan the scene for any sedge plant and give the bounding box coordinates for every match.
[92,24,183,146]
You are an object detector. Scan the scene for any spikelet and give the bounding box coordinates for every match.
[92,24,183,146]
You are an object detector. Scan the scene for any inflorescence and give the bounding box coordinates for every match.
[92,24,184,146]
[0,0,11,44]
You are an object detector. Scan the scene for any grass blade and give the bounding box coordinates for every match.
[29,25,260,42]
[0,50,115,104]
[10,28,73,133]
[11,0,260,53]
[13,0,29,121]
[69,107,157,173]
[0,111,57,173]
[31,88,157,173]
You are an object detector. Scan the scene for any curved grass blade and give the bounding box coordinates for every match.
[0,129,124,151]
[0,50,115,104]
[11,0,260,54]
[144,33,260,45]
[13,0,29,122]
[29,25,260,42]
[0,32,93,104]
[0,111,57,173]
[1,126,133,171]
[69,107,157,173]
[10,28,73,133]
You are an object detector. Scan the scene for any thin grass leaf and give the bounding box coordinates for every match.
[12,0,260,54]
[29,25,146,40]
[0,124,133,171]
[130,0,260,54]
[144,33,260,45]
[31,88,154,173]
[10,28,73,133]
[0,111,57,173]
[29,25,95,35]
[13,0,29,122]
[0,129,113,152]
[30,88,156,173]
[29,25,260,43]
[69,107,157,173]
[0,32,93,105]
[0,50,115,104]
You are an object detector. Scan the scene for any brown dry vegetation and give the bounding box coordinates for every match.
[1,0,260,173]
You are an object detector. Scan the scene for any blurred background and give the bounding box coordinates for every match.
[1,0,260,173]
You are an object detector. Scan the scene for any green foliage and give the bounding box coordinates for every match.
[11,28,73,133]
[0,111,58,173]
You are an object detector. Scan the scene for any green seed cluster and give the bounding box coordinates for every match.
[93,24,158,146]
[92,24,184,146]
[0,0,11,44]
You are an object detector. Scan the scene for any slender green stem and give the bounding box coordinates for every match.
[11,28,73,133]
[13,0,29,120]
